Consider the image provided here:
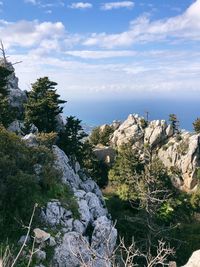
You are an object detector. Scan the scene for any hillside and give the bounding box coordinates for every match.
[0,59,199,267]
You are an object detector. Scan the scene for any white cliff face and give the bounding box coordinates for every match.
[111,114,145,147]
[110,114,200,192]
[40,145,117,267]
[158,133,200,191]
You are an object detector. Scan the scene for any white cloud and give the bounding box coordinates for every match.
[69,2,92,9]
[84,0,200,48]
[24,0,38,5]
[65,50,137,59]
[0,20,65,49]
[102,1,134,10]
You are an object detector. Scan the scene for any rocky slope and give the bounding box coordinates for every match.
[19,134,117,267]
[109,114,200,192]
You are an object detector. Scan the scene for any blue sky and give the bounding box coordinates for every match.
[0,0,200,103]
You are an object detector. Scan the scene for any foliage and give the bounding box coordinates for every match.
[193,117,200,133]
[57,116,88,165]
[169,113,179,134]
[0,126,77,240]
[90,125,114,146]
[0,65,12,97]
[25,77,66,133]
[0,66,14,127]
[108,142,144,201]
[36,132,57,148]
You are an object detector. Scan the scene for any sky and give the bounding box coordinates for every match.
[0,0,200,116]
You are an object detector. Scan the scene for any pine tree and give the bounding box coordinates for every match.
[169,113,179,134]
[57,116,88,164]
[25,77,66,132]
[0,65,13,127]
[193,118,200,133]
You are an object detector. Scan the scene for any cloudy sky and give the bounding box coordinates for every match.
[0,0,200,102]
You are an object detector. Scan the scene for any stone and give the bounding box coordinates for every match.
[49,237,57,247]
[33,228,50,243]
[41,201,64,226]
[53,232,91,267]
[22,133,38,146]
[18,235,30,245]
[182,250,200,267]
[85,192,107,220]
[35,250,46,262]
[52,145,82,188]
[91,216,117,258]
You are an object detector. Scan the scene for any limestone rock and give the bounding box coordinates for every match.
[91,216,117,258]
[94,146,116,164]
[52,145,82,188]
[22,133,38,146]
[111,114,145,147]
[33,228,50,243]
[35,250,46,262]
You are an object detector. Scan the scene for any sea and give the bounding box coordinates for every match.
[64,98,200,132]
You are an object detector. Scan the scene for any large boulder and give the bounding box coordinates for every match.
[110,114,145,147]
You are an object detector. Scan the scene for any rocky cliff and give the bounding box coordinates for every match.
[19,134,117,267]
[109,114,200,192]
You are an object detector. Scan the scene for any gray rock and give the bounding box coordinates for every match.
[85,192,107,220]
[52,145,82,188]
[22,133,38,146]
[18,235,30,245]
[91,216,117,258]
[49,237,57,247]
[53,232,91,267]
[35,250,46,262]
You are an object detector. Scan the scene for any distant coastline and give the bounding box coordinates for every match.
[64,98,199,131]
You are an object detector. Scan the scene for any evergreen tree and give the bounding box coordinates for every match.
[169,113,179,133]
[193,118,200,133]
[0,65,13,127]
[57,116,87,164]
[109,142,144,200]
[90,127,101,146]
[25,77,66,132]
[0,66,12,96]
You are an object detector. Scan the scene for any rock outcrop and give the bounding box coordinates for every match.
[0,59,27,114]
[33,143,117,267]
[109,114,200,192]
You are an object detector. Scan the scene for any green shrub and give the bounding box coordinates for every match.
[0,126,78,240]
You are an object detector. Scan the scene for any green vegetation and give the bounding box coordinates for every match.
[0,126,78,241]
[193,117,200,133]
[0,66,14,127]
[25,77,66,133]
[57,116,87,164]
[169,113,179,134]
[90,125,114,146]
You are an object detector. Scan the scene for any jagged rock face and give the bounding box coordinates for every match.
[110,114,200,192]
[111,114,145,147]
[144,120,174,147]
[40,145,117,267]
[94,146,116,164]
[182,250,200,267]
[0,59,27,112]
[158,133,200,191]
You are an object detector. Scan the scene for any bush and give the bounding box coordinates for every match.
[0,126,78,240]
